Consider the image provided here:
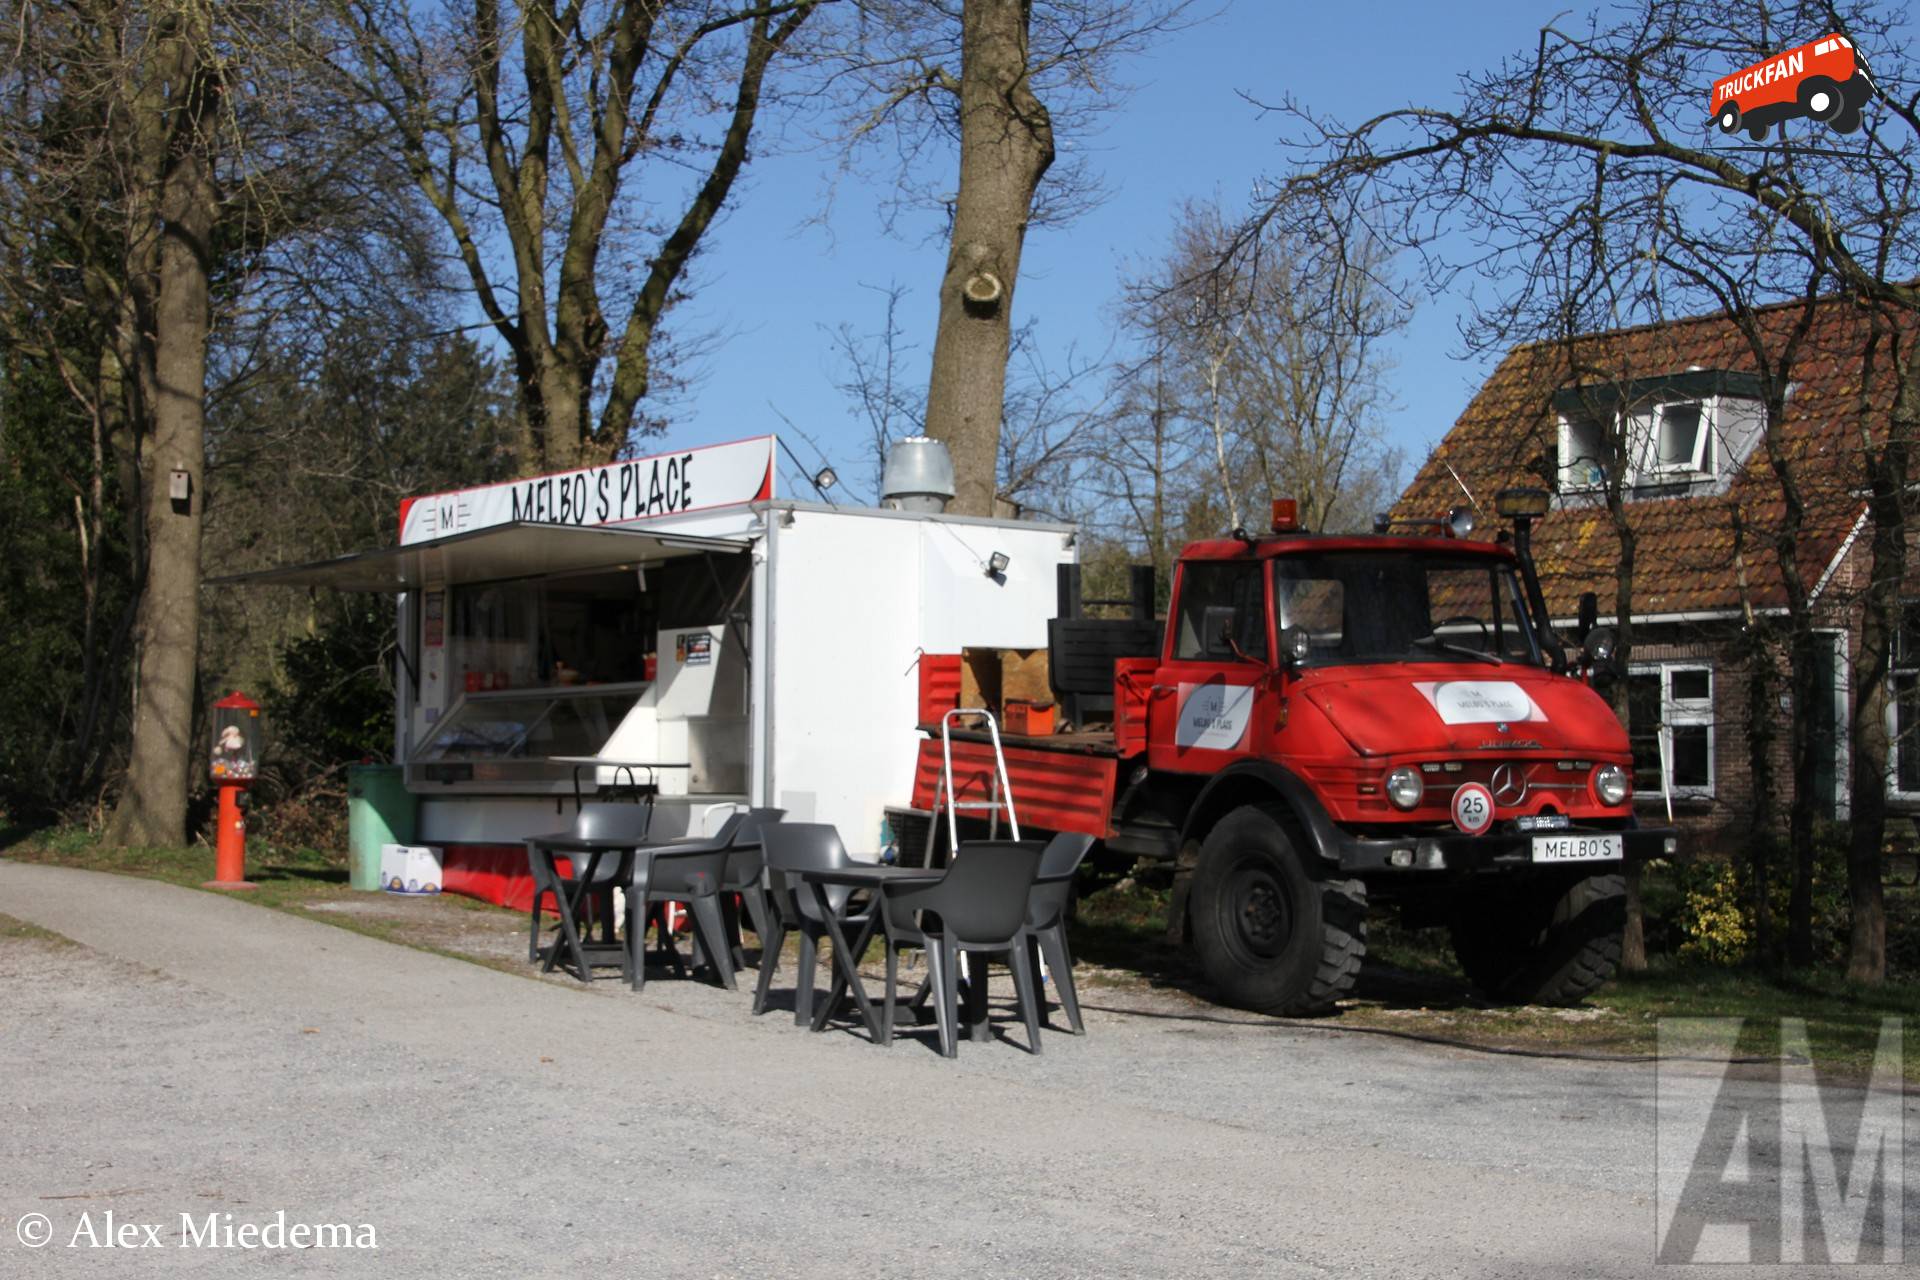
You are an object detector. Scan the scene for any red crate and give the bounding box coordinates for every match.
[1004,700,1056,736]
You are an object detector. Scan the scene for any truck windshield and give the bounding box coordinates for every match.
[1274,552,1542,667]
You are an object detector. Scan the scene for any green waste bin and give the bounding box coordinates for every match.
[347,764,417,891]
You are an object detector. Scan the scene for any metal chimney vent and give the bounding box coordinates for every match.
[879,437,956,514]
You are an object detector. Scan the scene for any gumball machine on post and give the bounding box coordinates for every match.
[207,691,262,890]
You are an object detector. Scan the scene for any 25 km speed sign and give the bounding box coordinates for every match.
[1451,782,1495,836]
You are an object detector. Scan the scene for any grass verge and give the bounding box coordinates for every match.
[1070,874,1919,1084]
[0,910,76,946]
[2,827,542,981]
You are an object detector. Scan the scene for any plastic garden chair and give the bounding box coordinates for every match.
[628,807,784,993]
[1024,832,1096,1034]
[720,832,778,971]
[880,840,1045,1057]
[755,823,874,1025]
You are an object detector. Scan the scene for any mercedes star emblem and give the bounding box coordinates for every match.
[1489,763,1528,806]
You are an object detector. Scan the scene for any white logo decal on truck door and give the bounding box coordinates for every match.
[1177,681,1256,750]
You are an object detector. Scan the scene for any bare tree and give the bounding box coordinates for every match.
[825,0,1195,515]
[0,1,227,846]
[823,278,1107,510]
[1082,198,1404,553]
[915,0,1057,516]
[330,0,822,474]
[0,2,461,842]
[1077,337,1196,586]
[826,281,924,496]
[1255,0,1918,980]
[104,1,223,848]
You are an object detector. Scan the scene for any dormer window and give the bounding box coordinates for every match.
[1552,371,1762,496]
[1558,413,1608,491]
[1639,400,1715,478]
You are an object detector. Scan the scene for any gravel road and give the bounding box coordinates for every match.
[0,859,1909,1277]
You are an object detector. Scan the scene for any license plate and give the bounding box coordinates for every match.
[1530,833,1623,863]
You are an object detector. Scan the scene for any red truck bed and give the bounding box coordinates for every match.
[909,725,1121,838]
[911,651,1159,838]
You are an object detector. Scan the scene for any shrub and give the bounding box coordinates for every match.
[1657,826,1854,968]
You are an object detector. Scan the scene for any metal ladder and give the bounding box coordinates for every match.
[926,707,1021,864]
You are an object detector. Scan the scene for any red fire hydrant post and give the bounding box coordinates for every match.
[206,691,262,890]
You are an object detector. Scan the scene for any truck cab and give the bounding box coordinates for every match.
[908,489,1676,1015]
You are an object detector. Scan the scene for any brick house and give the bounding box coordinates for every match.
[1391,299,1915,852]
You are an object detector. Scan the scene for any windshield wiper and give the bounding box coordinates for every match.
[1411,635,1505,666]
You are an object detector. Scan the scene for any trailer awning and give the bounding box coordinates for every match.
[206,522,751,593]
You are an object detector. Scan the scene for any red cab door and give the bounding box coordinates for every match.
[1148,557,1275,775]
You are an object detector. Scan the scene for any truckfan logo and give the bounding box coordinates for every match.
[1710,32,1875,140]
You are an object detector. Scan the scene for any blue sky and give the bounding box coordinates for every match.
[636,3,1765,495]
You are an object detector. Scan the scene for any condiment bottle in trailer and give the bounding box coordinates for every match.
[206,690,262,890]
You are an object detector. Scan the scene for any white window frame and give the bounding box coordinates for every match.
[1556,412,1610,492]
[1887,608,1920,801]
[1813,629,1852,819]
[1629,662,1716,801]
[1637,397,1717,477]
[1555,395,1728,494]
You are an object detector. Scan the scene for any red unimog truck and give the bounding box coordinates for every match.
[904,488,1677,1015]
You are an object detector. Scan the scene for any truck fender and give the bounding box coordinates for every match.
[1179,760,1343,869]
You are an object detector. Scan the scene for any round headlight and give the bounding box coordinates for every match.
[1594,762,1630,806]
[1386,765,1424,811]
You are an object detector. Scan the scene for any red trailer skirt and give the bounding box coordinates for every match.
[440,844,543,912]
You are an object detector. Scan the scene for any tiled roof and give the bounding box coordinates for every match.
[1392,299,1898,617]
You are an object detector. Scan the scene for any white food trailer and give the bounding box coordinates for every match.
[220,435,1074,907]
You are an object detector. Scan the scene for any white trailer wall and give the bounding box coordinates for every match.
[762,504,1075,851]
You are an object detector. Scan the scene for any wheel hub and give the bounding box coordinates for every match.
[1230,867,1291,959]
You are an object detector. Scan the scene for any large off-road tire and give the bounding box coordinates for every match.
[1449,872,1625,1005]
[1189,805,1366,1015]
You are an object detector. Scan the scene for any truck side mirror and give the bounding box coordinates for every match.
[1202,606,1240,659]
[1582,624,1618,690]
[1577,591,1598,643]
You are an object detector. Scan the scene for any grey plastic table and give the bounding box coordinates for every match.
[525,833,646,979]
[800,864,1002,1043]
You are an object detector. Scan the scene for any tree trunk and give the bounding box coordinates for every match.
[1742,626,1775,958]
[922,0,1055,517]
[1841,342,1912,985]
[106,12,216,848]
[1610,504,1646,971]
[1784,622,1819,966]
[1845,616,1890,984]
